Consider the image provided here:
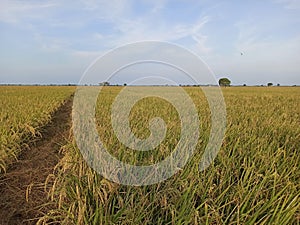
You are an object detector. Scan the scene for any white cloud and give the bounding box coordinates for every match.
[210,19,300,84]
[93,33,104,40]
[0,0,211,55]
[235,18,300,60]
[274,0,300,9]
[0,0,58,23]
[71,50,105,60]
[78,0,132,21]
[101,14,211,55]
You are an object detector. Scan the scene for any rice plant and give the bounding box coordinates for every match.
[0,86,74,173]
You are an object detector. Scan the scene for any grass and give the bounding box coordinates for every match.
[39,86,299,224]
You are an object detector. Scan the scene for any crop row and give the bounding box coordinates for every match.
[0,86,74,173]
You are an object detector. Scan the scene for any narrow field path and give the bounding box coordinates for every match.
[0,96,73,225]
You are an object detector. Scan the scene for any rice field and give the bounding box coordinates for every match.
[0,86,299,224]
[36,86,299,225]
[0,86,74,173]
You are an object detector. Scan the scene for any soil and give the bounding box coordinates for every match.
[0,97,73,225]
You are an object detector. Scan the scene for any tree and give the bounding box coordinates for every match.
[267,82,273,87]
[99,81,110,86]
[219,78,231,87]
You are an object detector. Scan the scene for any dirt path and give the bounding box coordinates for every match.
[0,97,73,225]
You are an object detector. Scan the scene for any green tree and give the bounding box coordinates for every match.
[219,78,231,87]
[267,82,273,87]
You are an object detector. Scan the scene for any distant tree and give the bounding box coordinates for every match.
[267,82,273,87]
[219,78,231,87]
[124,83,127,86]
[99,81,110,86]
[243,84,247,86]
[277,83,280,86]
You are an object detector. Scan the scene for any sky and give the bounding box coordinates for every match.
[0,0,299,85]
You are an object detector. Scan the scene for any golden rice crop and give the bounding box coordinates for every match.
[0,86,75,173]
[33,86,300,224]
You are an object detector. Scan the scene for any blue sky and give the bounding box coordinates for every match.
[0,0,299,85]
